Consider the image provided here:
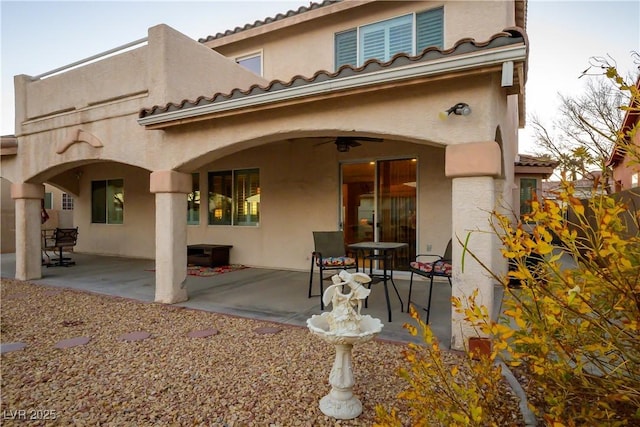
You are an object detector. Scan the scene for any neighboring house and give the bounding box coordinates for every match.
[1,0,530,350]
[542,170,607,204]
[514,154,558,218]
[608,77,640,192]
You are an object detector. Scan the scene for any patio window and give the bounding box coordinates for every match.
[62,193,74,210]
[91,179,124,224]
[44,192,53,209]
[335,7,444,69]
[236,52,262,76]
[208,169,260,226]
[519,178,538,217]
[187,173,200,225]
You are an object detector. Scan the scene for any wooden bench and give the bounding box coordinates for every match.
[187,244,232,268]
[42,227,78,267]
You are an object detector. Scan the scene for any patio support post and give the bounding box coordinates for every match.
[446,141,502,352]
[150,170,191,304]
[11,183,44,280]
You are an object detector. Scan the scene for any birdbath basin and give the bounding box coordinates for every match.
[306,270,384,420]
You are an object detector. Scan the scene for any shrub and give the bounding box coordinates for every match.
[376,68,639,426]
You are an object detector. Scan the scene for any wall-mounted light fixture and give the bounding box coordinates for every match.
[438,102,472,120]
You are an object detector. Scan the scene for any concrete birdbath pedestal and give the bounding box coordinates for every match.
[307,270,383,420]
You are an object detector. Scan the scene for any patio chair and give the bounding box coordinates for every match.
[42,227,79,267]
[308,231,357,310]
[407,239,452,323]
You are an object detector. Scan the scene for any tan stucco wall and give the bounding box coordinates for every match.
[212,0,516,81]
[73,163,155,258]
[2,1,521,275]
[1,178,16,253]
[60,138,450,270]
[183,139,450,271]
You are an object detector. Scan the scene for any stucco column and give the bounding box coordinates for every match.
[446,141,502,351]
[150,170,191,304]
[11,183,45,280]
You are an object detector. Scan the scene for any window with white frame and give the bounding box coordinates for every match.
[62,193,74,210]
[335,7,444,69]
[91,179,124,224]
[208,168,260,226]
[236,53,262,76]
[632,172,639,188]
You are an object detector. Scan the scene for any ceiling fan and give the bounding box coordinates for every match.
[314,136,383,152]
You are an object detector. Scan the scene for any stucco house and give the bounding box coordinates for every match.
[609,77,640,192]
[1,0,530,350]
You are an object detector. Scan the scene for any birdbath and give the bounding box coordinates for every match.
[307,270,383,420]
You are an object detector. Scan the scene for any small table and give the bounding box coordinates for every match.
[187,244,232,267]
[347,241,408,322]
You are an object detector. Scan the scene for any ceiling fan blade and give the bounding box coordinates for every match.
[352,137,383,142]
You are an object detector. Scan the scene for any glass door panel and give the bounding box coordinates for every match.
[341,162,375,245]
[341,159,416,272]
[377,159,416,271]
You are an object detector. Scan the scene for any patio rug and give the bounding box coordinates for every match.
[187,264,248,277]
[146,264,248,277]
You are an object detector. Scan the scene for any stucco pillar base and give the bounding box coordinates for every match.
[11,183,45,281]
[450,176,497,351]
[151,171,191,304]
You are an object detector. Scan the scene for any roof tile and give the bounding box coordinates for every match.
[139,28,527,119]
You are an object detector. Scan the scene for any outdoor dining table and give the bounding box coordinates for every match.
[347,241,408,322]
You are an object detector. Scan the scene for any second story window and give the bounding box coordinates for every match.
[236,53,262,76]
[335,7,444,69]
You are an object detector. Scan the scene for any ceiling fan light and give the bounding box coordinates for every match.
[336,142,350,152]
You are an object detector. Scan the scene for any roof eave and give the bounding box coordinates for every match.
[138,44,527,129]
[200,0,375,47]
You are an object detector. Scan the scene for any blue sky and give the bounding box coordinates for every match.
[1,0,638,153]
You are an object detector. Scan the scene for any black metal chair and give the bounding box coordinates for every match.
[407,239,452,323]
[308,231,357,310]
[42,227,79,267]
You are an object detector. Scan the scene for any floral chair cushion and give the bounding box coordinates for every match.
[319,256,356,267]
[410,259,452,276]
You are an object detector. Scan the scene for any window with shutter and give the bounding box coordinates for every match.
[335,29,357,68]
[334,8,444,70]
[359,14,412,64]
[416,7,444,53]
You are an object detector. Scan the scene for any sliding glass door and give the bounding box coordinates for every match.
[341,158,416,270]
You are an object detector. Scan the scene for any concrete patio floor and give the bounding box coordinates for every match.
[0,252,492,348]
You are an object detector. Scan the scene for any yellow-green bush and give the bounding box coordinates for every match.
[376,70,639,426]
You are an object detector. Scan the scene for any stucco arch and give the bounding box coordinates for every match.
[175,128,443,172]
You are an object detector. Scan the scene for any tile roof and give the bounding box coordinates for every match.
[516,154,559,168]
[198,0,528,43]
[139,28,526,120]
[197,0,339,43]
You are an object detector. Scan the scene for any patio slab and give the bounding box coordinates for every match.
[0,252,459,347]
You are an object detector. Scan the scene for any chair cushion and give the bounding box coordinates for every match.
[319,256,356,267]
[410,260,452,276]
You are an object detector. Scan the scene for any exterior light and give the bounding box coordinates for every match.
[439,102,472,120]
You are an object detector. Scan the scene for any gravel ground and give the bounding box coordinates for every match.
[1,279,525,426]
